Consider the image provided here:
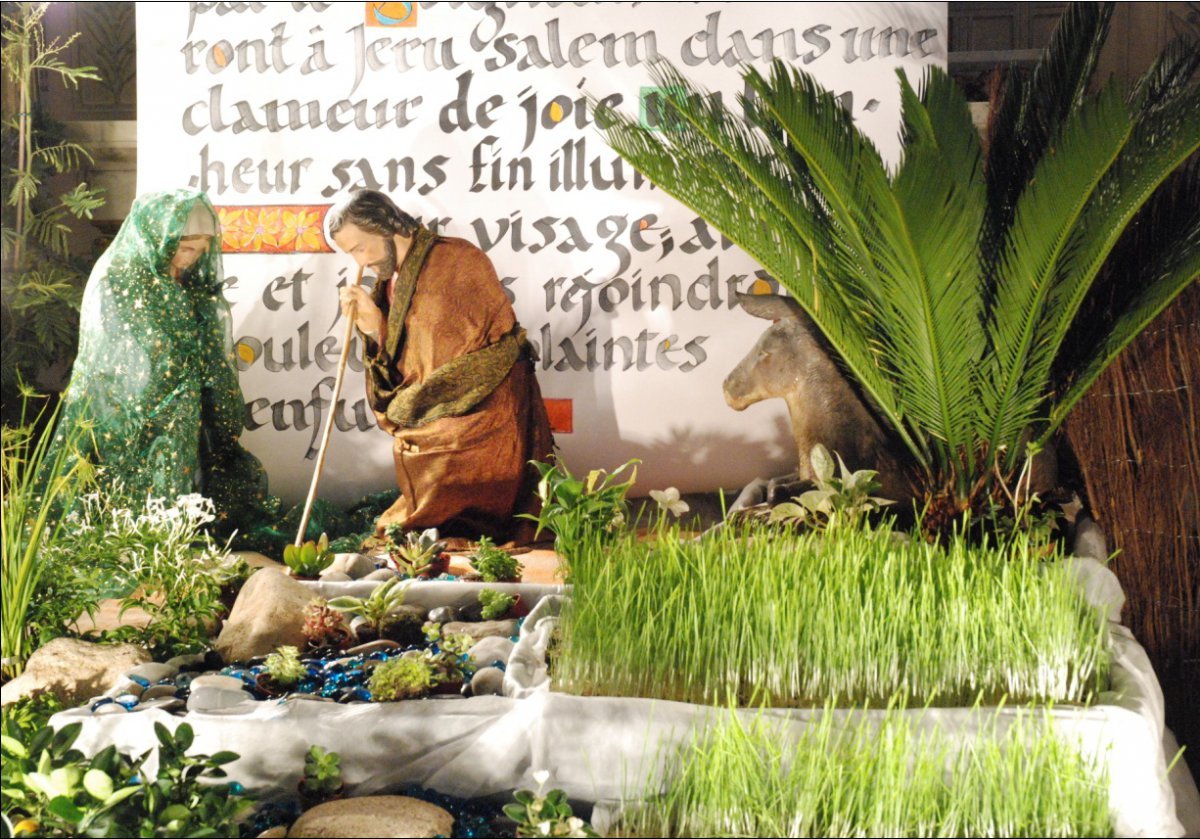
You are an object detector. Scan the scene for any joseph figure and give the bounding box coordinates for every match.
[329,190,554,544]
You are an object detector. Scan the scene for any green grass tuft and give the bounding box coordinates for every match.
[554,520,1110,707]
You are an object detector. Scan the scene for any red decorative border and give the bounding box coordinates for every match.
[215,205,333,254]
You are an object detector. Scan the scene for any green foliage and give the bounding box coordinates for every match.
[556,520,1110,707]
[479,588,516,621]
[504,773,598,838]
[48,492,233,659]
[327,578,406,636]
[383,525,446,578]
[596,3,1199,533]
[1,396,93,678]
[766,444,894,530]
[368,656,436,701]
[620,704,1113,838]
[264,646,305,687]
[1,720,249,838]
[300,745,342,799]
[283,533,333,577]
[0,695,65,737]
[523,457,639,561]
[1,3,106,415]
[469,536,523,583]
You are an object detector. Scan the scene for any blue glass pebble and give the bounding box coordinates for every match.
[228,781,245,795]
[90,697,114,711]
[174,673,193,689]
[115,694,140,710]
[128,674,151,688]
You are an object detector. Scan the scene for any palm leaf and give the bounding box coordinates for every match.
[869,69,985,476]
[980,81,1134,462]
[1043,157,1200,441]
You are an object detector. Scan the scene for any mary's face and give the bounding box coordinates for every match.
[170,236,212,279]
[332,223,397,279]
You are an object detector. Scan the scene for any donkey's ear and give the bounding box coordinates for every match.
[735,291,805,322]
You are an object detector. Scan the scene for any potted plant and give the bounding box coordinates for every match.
[283,533,334,579]
[298,745,343,807]
[301,598,352,653]
[327,578,420,645]
[257,646,306,697]
[478,588,526,621]
[367,656,437,701]
[469,536,524,583]
[384,526,449,579]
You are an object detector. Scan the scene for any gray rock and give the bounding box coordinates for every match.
[93,703,129,715]
[165,653,207,670]
[128,662,180,683]
[104,679,146,699]
[137,697,186,713]
[0,638,151,707]
[320,571,353,583]
[322,553,377,580]
[469,667,505,697]
[214,569,312,663]
[187,675,252,712]
[230,550,287,571]
[442,620,519,641]
[363,568,398,582]
[467,637,514,669]
[287,795,454,838]
[141,684,180,701]
[426,606,459,624]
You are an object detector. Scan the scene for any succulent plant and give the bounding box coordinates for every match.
[301,598,350,649]
[384,526,447,578]
[264,646,306,687]
[327,578,407,638]
[469,536,522,582]
[368,656,436,701]
[283,533,334,577]
[479,588,516,621]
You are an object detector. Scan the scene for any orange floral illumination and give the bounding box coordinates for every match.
[215,205,333,254]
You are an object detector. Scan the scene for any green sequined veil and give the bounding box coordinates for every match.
[50,189,269,534]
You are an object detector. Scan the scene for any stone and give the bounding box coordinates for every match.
[128,662,180,684]
[467,637,514,669]
[166,653,207,670]
[93,703,129,715]
[214,569,312,663]
[137,697,186,713]
[287,795,454,838]
[0,638,151,707]
[141,684,180,701]
[187,675,252,712]
[426,606,459,624]
[322,553,377,580]
[363,568,398,581]
[469,667,505,697]
[319,571,353,583]
[104,679,145,699]
[258,827,289,839]
[442,620,519,641]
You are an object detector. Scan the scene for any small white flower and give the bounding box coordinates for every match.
[532,769,551,787]
[650,487,690,518]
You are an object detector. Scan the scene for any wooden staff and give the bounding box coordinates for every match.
[295,265,364,546]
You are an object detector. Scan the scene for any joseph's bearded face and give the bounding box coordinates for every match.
[332,223,397,279]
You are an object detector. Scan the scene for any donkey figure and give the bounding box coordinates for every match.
[723,292,911,511]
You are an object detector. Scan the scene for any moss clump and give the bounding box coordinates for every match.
[368,656,436,701]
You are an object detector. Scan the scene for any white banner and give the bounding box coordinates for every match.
[137,1,946,504]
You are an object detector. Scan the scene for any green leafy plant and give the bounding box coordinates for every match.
[48,492,233,659]
[1,3,105,416]
[524,457,639,560]
[479,588,516,621]
[383,525,447,578]
[283,533,333,578]
[1,395,93,679]
[264,646,306,688]
[368,656,436,701]
[505,771,599,838]
[620,703,1112,838]
[470,536,523,583]
[766,444,894,530]
[299,745,343,800]
[555,521,1109,708]
[1,720,248,838]
[327,578,406,638]
[597,3,1199,537]
[301,598,350,649]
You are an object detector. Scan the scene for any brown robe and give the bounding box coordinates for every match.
[364,234,554,542]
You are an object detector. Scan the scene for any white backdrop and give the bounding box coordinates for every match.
[137,2,946,504]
